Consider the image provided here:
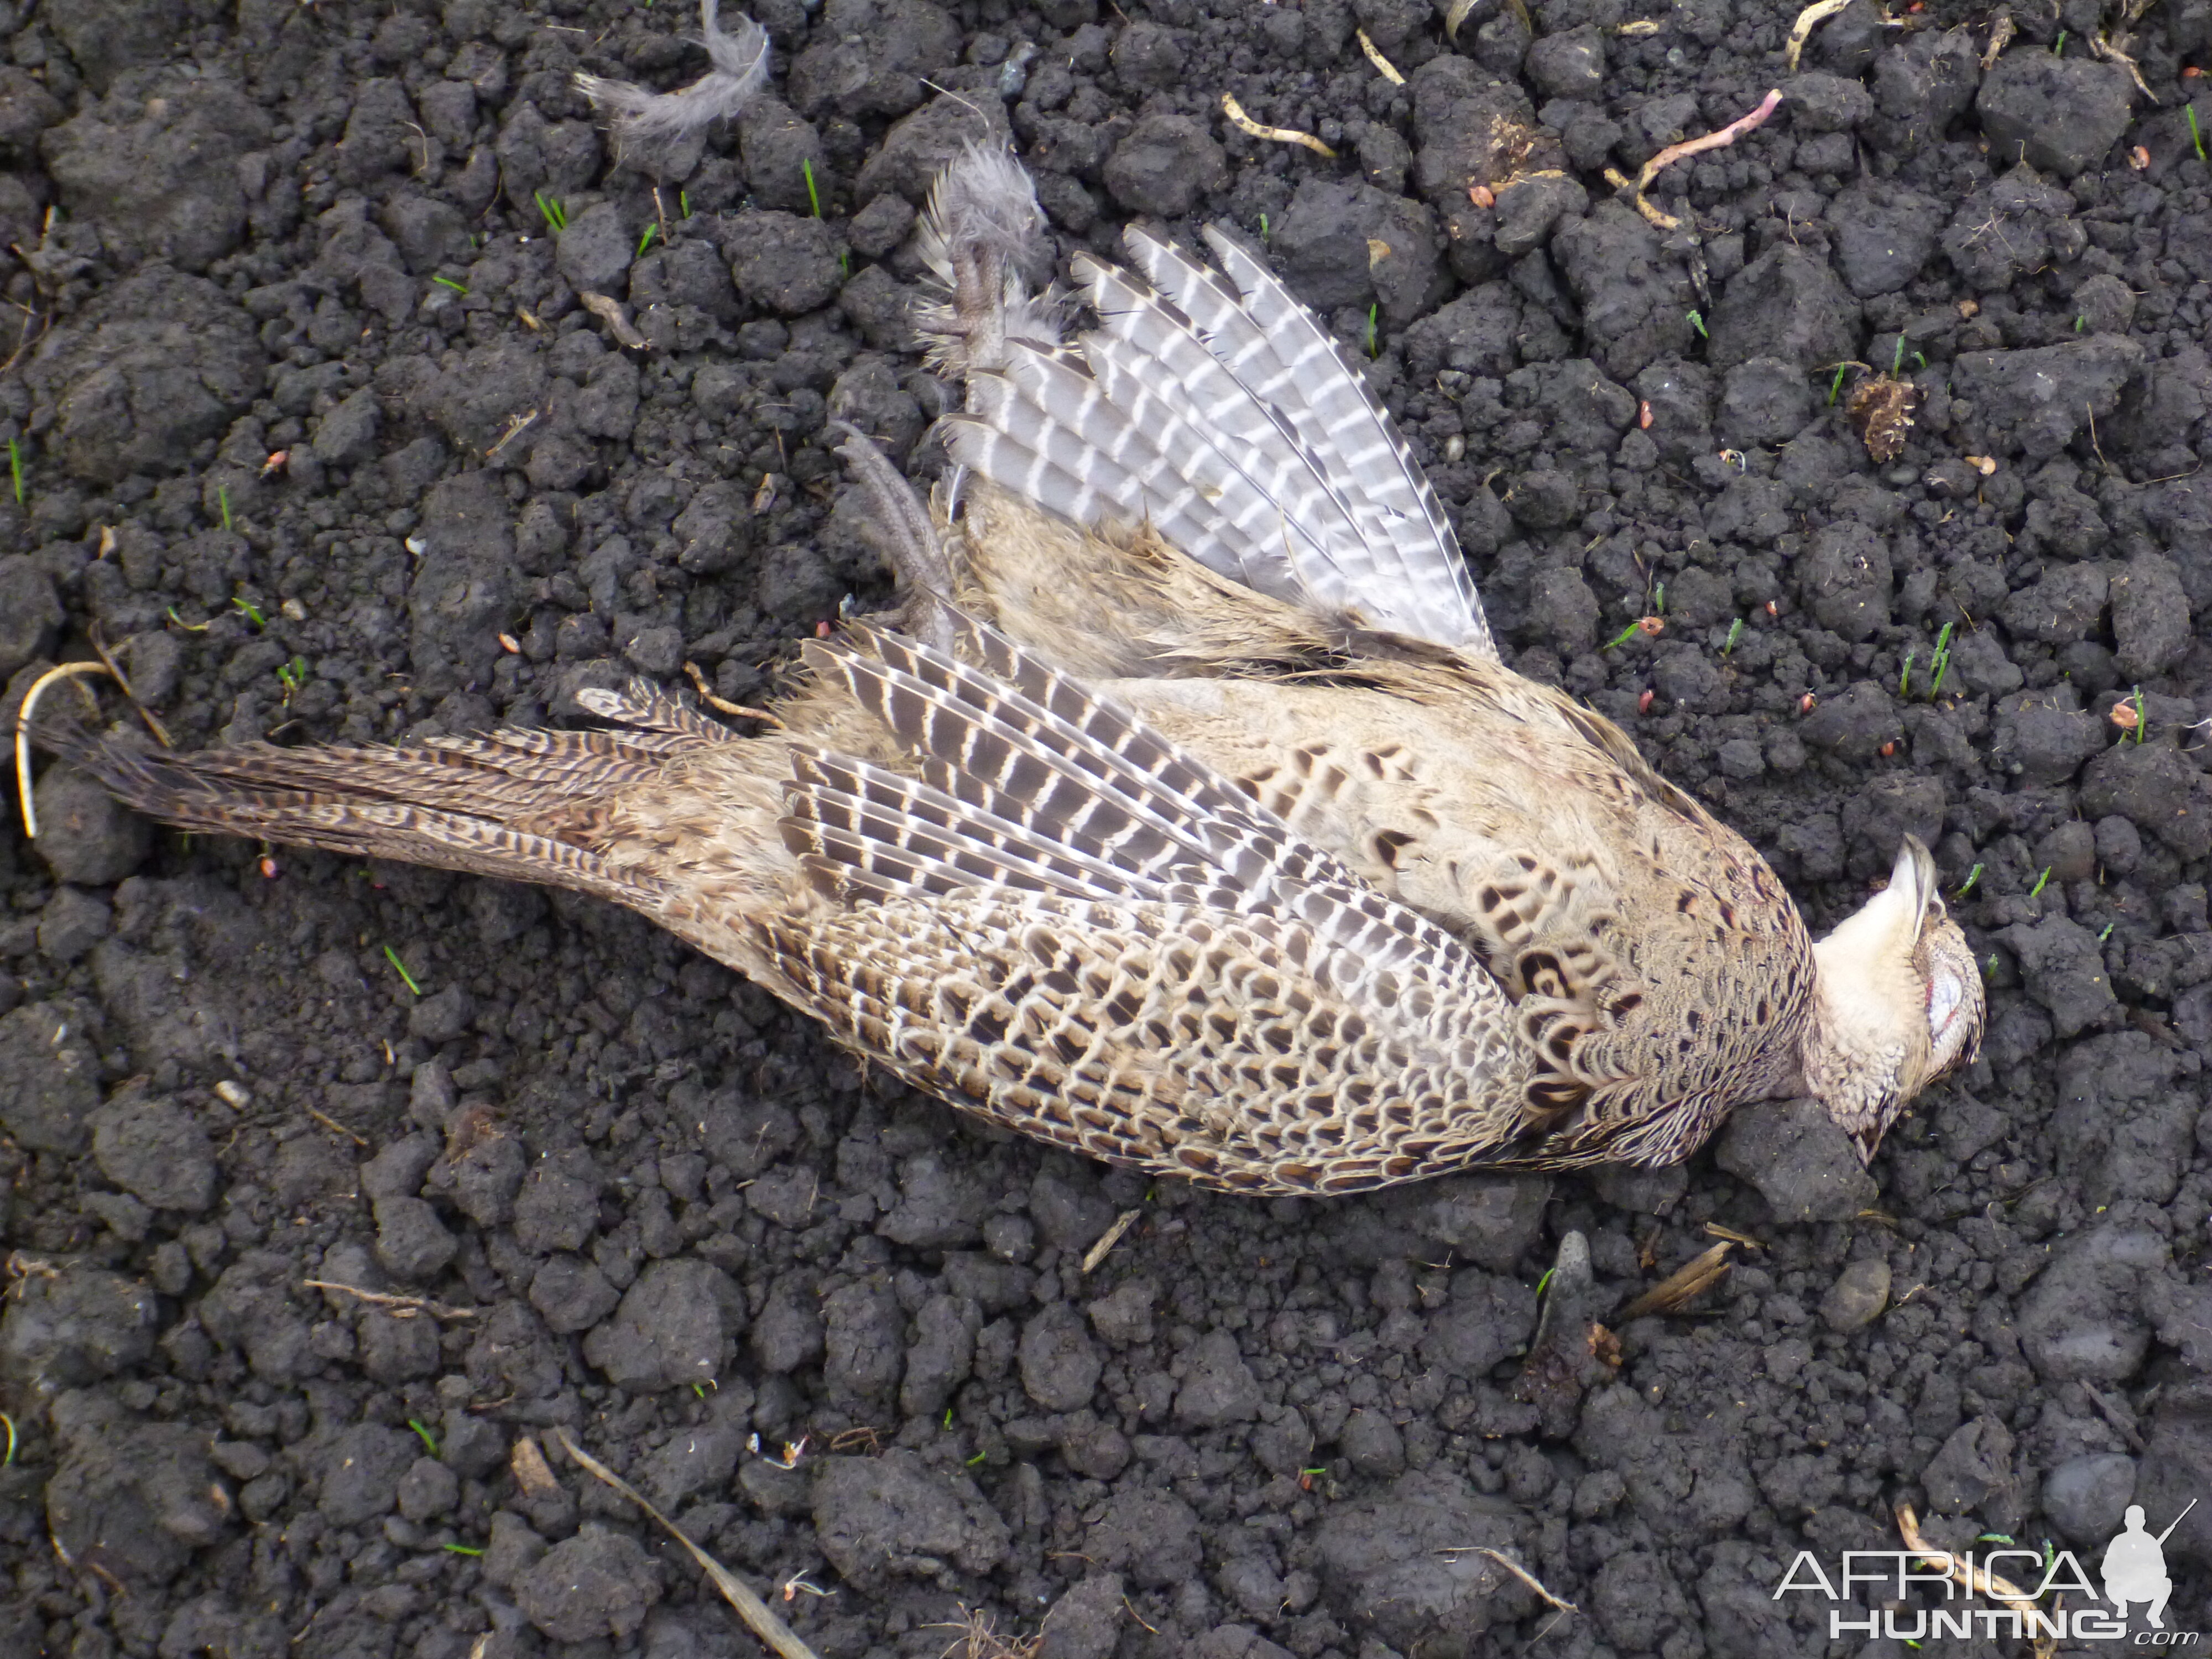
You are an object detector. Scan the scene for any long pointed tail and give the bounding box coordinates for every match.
[30,685,737,909]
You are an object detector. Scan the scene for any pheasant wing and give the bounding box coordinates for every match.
[756,619,1558,1192]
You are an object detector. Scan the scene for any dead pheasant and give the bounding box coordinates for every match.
[33,148,1983,1194]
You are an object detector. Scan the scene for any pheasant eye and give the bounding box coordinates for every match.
[1927,971,1963,1037]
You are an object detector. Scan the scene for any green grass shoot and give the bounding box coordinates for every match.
[166,606,210,633]
[1925,621,1955,698]
[276,657,307,696]
[232,596,264,628]
[637,223,658,257]
[1723,617,1744,656]
[2130,685,2147,743]
[408,1419,439,1455]
[1827,363,1848,405]
[1602,619,1645,651]
[1652,580,1666,616]
[432,274,468,295]
[1535,1264,1556,1300]
[2099,921,2115,942]
[1956,862,1983,898]
[2053,29,2066,52]
[535,191,568,231]
[218,486,233,532]
[0,1410,14,1468]
[1260,211,1270,242]
[1900,648,1916,698]
[1687,310,1707,338]
[679,189,692,217]
[1365,302,1379,358]
[383,945,423,995]
[966,1451,986,1467]
[6,438,20,506]
[2192,104,2208,163]
[802,156,822,218]
[442,1543,483,1556]
[2029,867,2052,899]
[1890,335,1907,374]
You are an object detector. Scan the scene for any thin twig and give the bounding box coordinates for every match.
[1220,93,1337,158]
[1893,1504,2054,1659]
[1356,28,1405,83]
[15,660,116,839]
[305,1106,369,1146]
[1785,0,1849,70]
[1634,89,1783,227]
[683,661,783,724]
[301,1281,481,1321]
[554,1428,825,1659]
[1479,1549,1577,1613]
[88,625,174,750]
[1616,1241,1735,1321]
[1081,1209,1143,1274]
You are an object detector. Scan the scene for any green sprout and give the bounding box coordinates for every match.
[432,274,468,295]
[1300,1466,1327,1477]
[6,438,20,506]
[965,1451,987,1467]
[679,190,692,217]
[1925,621,1955,698]
[166,606,210,633]
[1687,310,1707,338]
[2191,104,2208,163]
[1890,335,1907,375]
[2053,28,2067,52]
[638,223,659,257]
[408,1419,439,1456]
[2074,314,2087,332]
[2099,921,2115,943]
[2029,867,2052,899]
[218,486,233,533]
[1827,363,1849,405]
[1956,862,1983,899]
[383,945,424,995]
[1978,1532,2015,1545]
[2130,685,2147,743]
[1900,648,1916,698]
[0,1410,14,1468]
[232,596,265,629]
[942,1407,954,1428]
[1260,211,1271,242]
[276,656,309,698]
[1723,617,1744,656]
[692,1381,707,1398]
[442,1543,484,1556]
[535,191,568,231]
[1652,580,1666,616]
[1534,1264,1556,1300]
[1602,619,1646,651]
[802,156,823,218]
[1365,302,1380,359]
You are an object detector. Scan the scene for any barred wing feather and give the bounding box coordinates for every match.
[758,618,1539,1191]
[942,223,1495,660]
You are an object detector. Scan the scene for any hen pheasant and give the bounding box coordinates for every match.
[34,149,1983,1194]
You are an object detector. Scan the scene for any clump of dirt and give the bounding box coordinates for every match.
[3,0,2211,1654]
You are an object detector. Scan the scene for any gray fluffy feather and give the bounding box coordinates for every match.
[913,143,1066,377]
[574,0,768,156]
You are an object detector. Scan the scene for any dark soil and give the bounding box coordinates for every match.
[3,0,2212,1654]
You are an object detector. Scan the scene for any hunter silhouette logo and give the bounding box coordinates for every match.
[2104,1501,2195,1628]
[1776,1500,2205,1642]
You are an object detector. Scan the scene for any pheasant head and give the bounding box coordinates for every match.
[1799,836,1985,1162]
